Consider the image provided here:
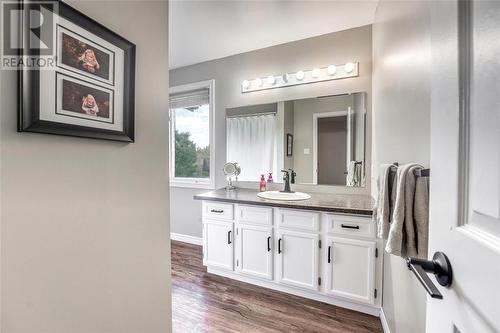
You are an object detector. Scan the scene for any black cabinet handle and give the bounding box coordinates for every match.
[227,230,232,245]
[267,236,271,252]
[341,224,360,230]
[211,209,224,213]
[278,238,282,254]
[328,246,332,263]
[406,252,452,299]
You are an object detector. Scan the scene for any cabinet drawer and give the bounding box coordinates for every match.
[326,214,374,238]
[236,205,273,225]
[277,209,319,232]
[203,201,234,220]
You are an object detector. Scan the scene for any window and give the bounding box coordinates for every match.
[169,80,214,188]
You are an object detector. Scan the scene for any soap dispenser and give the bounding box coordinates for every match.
[267,173,273,183]
[259,174,267,192]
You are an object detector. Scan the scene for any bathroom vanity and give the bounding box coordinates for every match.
[194,188,382,316]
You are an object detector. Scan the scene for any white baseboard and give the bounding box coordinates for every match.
[170,232,202,246]
[380,308,391,333]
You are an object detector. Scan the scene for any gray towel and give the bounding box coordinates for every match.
[414,176,429,258]
[385,164,429,258]
[374,164,397,239]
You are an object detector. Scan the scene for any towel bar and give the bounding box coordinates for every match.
[390,162,430,177]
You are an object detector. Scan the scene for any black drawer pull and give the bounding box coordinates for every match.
[211,209,224,213]
[328,246,332,263]
[227,230,232,244]
[267,236,271,252]
[341,224,360,230]
[278,238,282,254]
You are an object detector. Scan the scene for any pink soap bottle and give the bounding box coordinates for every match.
[259,174,267,192]
[267,173,273,183]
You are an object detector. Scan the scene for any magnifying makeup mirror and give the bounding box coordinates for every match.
[223,162,241,191]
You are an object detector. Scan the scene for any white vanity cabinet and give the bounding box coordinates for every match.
[234,205,273,280]
[235,223,273,280]
[275,209,320,290]
[325,237,376,304]
[276,229,320,290]
[201,200,381,316]
[202,202,234,270]
[203,219,234,270]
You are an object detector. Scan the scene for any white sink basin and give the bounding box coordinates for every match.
[257,191,311,201]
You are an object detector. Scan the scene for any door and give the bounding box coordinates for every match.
[313,112,348,185]
[203,219,234,270]
[427,1,500,332]
[325,237,376,305]
[235,224,273,280]
[276,229,319,290]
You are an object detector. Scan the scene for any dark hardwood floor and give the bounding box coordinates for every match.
[171,240,383,333]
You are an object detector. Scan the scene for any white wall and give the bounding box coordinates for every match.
[0,1,171,332]
[170,25,372,238]
[372,1,431,332]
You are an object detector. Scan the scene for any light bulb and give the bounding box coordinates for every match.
[312,68,321,78]
[327,65,337,75]
[344,62,355,73]
[296,70,305,80]
[255,78,263,87]
[267,75,276,85]
[241,80,250,89]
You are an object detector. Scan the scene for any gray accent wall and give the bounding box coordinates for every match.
[0,1,171,331]
[170,25,373,238]
[372,1,431,332]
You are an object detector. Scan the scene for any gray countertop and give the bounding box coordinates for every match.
[194,188,374,216]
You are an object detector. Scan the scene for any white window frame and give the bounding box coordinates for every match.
[169,79,215,189]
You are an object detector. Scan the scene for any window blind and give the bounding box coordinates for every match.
[169,88,209,109]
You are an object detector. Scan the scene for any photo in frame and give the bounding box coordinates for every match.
[18,0,135,142]
[56,72,114,124]
[286,133,293,156]
[57,25,115,85]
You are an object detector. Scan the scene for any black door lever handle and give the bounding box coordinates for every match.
[406,252,452,299]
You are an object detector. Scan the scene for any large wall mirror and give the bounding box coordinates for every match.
[226,92,367,187]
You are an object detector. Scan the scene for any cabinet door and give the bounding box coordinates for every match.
[235,224,273,280]
[203,219,234,270]
[325,237,376,304]
[276,229,319,290]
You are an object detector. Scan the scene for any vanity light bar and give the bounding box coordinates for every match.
[241,62,359,93]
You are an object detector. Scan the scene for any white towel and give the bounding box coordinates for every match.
[374,164,397,239]
[346,161,363,187]
[385,163,429,258]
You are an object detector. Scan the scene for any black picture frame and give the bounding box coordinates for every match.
[286,133,293,156]
[18,0,136,142]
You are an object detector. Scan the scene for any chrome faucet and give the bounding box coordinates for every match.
[280,169,296,193]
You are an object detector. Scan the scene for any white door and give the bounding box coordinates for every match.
[325,237,376,305]
[276,229,319,290]
[427,1,500,332]
[235,224,273,280]
[203,220,234,270]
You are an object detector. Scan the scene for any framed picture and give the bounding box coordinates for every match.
[286,133,293,156]
[18,1,136,142]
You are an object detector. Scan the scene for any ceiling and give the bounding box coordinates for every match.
[169,0,378,69]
